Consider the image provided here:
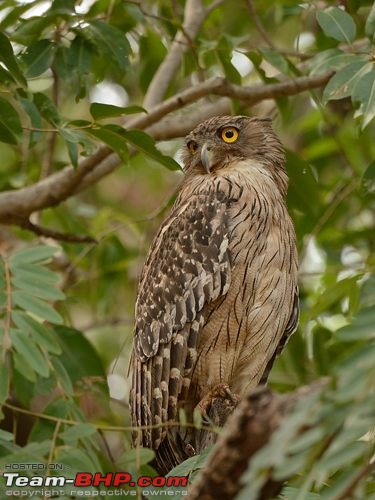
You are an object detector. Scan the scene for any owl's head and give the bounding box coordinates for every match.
[182,115,285,177]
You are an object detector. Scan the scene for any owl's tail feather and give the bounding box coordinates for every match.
[153,430,189,476]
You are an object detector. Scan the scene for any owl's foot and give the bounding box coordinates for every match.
[196,383,239,427]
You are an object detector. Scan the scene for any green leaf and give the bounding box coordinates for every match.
[21,39,54,78]
[336,307,375,341]
[71,34,93,74]
[362,160,375,194]
[55,35,94,99]
[0,429,14,442]
[53,326,107,382]
[90,103,146,120]
[87,124,129,163]
[0,4,35,31]
[13,291,63,324]
[13,350,37,382]
[28,399,69,443]
[58,127,83,168]
[117,447,155,467]
[260,48,290,75]
[166,446,214,478]
[351,70,375,128]
[287,427,326,454]
[10,328,49,377]
[0,362,10,405]
[0,32,27,86]
[12,273,65,300]
[320,468,368,500]
[55,445,98,473]
[215,36,241,84]
[49,0,76,15]
[139,31,167,92]
[322,61,373,104]
[52,356,74,395]
[19,97,43,146]
[123,129,181,170]
[281,487,320,499]
[10,263,60,284]
[315,442,367,482]
[1,439,51,462]
[9,245,59,265]
[365,2,375,38]
[0,96,22,145]
[59,126,95,161]
[11,311,62,354]
[64,137,78,167]
[0,65,16,85]
[59,423,97,442]
[316,7,356,43]
[33,92,61,126]
[309,49,365,76]
[307,276,359,320]
[54,45,73,81]
[286,150,319,215]
[86,20,131,72]
[12,16,55,45]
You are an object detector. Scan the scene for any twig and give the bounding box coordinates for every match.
[46,420,61,483]
[98,428,116,468]
[244,0,276,50]
[40,67,59,180]
[0,72,333,227]
[82,316,133,331]
[21,219,97,244]
[3,401,219,434]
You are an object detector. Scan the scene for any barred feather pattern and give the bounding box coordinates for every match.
[130,116,299,474]
[132,190,233,450]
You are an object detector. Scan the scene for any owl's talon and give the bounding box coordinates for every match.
[196,383,239,425]
[184,443,196,457]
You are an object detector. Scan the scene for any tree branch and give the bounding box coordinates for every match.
[143,0,222,108]
[0,72,333,227]
[188,385,321,500]
[21,220,97,244]
[244,0,276,50]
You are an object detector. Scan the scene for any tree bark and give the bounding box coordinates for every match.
[188,385,318,500]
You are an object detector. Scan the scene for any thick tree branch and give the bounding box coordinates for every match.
[188,385,321,500]
[143,0,222,108]
[0,72,333,227]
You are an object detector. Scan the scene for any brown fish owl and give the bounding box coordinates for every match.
[130,115,299,473]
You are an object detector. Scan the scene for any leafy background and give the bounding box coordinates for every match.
[0,0,374,498]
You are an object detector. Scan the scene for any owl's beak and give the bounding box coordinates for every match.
[200,142,215,174]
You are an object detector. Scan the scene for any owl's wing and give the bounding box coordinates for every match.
[131,188,232,449]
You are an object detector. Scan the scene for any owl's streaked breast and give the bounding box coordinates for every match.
[186,161,298,400]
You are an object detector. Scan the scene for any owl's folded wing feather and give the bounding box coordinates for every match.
[134,191,232,362]
[131,188,232,449]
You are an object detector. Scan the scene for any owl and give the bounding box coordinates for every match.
[130,115,299,474]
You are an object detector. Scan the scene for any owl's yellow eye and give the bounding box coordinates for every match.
[221,127,239,143]
[187,141,198,154]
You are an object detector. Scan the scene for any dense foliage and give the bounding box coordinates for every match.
[0,0,374,498]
